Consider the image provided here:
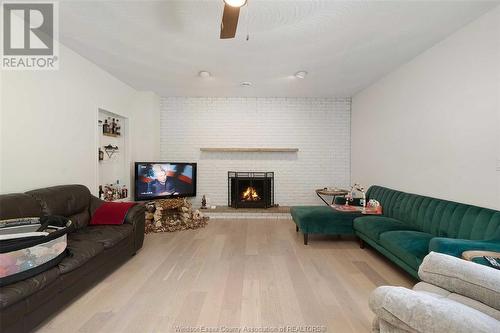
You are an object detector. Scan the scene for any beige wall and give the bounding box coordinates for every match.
[352,7,500,209]
[0,44,160,195]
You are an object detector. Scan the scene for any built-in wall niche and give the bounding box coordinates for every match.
[97,108,130,201]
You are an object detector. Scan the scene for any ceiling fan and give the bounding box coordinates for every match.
[220,0,247,39]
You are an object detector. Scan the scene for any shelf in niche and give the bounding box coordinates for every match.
[200,148,299,153]
[103,132,121,138]
[98,108,129,200]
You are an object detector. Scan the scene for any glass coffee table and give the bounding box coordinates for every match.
[315,188,348,205]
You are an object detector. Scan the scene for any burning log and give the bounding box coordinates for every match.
[241,186,261,201]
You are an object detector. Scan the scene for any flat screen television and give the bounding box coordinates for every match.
[134,162,197,201]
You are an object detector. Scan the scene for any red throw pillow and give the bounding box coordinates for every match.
[90,202,136,225]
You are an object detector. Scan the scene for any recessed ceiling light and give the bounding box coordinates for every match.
[224,0,247,8]
[240,81,252,87]
[198,71,211,78]
[295,71,308,79]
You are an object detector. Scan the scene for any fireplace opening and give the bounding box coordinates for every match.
[228,172,274,208]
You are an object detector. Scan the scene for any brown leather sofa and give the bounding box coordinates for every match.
[0,185,145,333]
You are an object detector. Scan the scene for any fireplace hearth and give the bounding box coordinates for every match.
[228,171,274,208]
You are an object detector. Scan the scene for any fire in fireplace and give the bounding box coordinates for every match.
[241,186,261,201]
[228,172,274,208]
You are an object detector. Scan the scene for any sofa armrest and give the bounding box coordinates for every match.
[369,286,500,333]
[124,204,145,252]
[89,195,145,252]
[89,195,104,216]
[429,237,500,258]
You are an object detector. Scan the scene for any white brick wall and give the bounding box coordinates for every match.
[160,97,351,206]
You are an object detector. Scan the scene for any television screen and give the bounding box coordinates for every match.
[134,162,197,201]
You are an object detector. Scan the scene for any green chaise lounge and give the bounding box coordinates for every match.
[291,199,364,245]
[354,185,500,279]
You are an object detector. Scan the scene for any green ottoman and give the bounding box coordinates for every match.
[291,206,362,245]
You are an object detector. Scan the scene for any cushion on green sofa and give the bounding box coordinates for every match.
[353,216,420,241]
[379,231,434,270]
[290,206,359,235]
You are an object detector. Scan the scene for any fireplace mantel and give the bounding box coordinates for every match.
[200,148,299,153]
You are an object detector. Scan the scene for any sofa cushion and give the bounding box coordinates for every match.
[66,210,91,231]
[413,281,500,321]
[354,216,419,241]
[379,231,434,270]
[58,238,104,274]
[369,286,500,333]
[0,193,42,220]
[0,267,59,309]
[26,185,92,229]
[70,225,133,249]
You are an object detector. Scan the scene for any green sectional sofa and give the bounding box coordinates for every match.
[354,186,500,279]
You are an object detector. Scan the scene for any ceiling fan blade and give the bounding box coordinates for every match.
[220,3,240,39]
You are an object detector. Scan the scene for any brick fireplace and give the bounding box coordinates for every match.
[161,97,351,206]
[228,171,274,208]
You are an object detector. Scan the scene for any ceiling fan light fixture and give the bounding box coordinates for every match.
[295,71,308,79]
[198,71,211,78]
[224,0,247,8]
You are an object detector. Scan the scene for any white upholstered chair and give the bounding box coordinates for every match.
[369,251,500,333]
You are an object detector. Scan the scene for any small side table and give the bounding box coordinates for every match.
[462,250,500,261]
[315,188,348,206]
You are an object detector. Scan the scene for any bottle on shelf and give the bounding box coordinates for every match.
[98,147,104,161]
[100,181,128,201]
[111,118,116,134]
[107,117,112,134]
[103,119,109,134]
[104,184,113,201]
[115,119,120,136]
[113,180,119,200]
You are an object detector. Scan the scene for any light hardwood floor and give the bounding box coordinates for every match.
[36,219,414,333]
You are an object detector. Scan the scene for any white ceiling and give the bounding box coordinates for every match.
[59,0,499,97]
